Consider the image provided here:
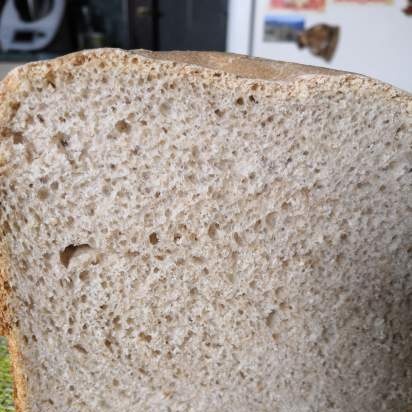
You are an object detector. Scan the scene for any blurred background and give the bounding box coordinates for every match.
[0,0,409,90]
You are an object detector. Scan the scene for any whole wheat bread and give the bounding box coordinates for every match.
[0,49,411,412]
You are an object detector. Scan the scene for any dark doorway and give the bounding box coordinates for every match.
[128,0,228,51]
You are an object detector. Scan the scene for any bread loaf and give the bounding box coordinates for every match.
[0,49,411,412]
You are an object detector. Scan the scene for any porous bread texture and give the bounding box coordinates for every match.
[0,48,411,412]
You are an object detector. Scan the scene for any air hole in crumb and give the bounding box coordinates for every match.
[214,109,224,117]
[12,132,23,144]
[192,255,204,264]
[73,344,88,354]
[113,379,119,387]
[149,232,159,245]
[139,332,152,342]
[36,188,49,200]
[25,146,34,163]
[265,212,276,226]
[235,97,244,105]
[266,311,276,328]
[115,120,131,133]
[52,131,69,148]
[102,184,111,195]
[191,145,199,158]
[252,218,262,232]
[59,244,93,268]
[208,223,219,239]
[2,221,11,235]
[279,302,288,311]
[45,70,56,88]
[80,295,87,303]
[233,232,242,245]
[281,201,290,210]
[159,102,171,116]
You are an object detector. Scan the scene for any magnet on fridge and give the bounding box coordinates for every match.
[264,15,305,42]
[269,0,325,11]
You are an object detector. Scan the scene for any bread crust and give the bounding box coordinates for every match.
[0,48,410,412]
[8,332,28,412]
[0,242,11,336]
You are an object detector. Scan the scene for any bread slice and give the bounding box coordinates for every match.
[0,48,410,412]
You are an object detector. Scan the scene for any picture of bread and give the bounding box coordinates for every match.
[0,49,410,411]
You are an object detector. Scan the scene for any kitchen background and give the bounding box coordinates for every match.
[0,0,410,90]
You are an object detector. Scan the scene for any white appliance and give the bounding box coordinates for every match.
[227,0,412,92]
[0,0,66,51]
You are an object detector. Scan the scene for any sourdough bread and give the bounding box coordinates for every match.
[0,49,411,412]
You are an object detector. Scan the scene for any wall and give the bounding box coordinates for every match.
[227,0,412,92]
[0,63,19,80]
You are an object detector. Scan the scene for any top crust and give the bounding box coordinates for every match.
[0,47,410,132]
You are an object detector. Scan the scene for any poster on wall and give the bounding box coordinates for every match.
[264,15,305,42]
[334,0,392,4]
[269,0,325,11]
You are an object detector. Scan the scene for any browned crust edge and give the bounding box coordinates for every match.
[0,251,11,336]
[0,48,409,129]
[8,331,28,412]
